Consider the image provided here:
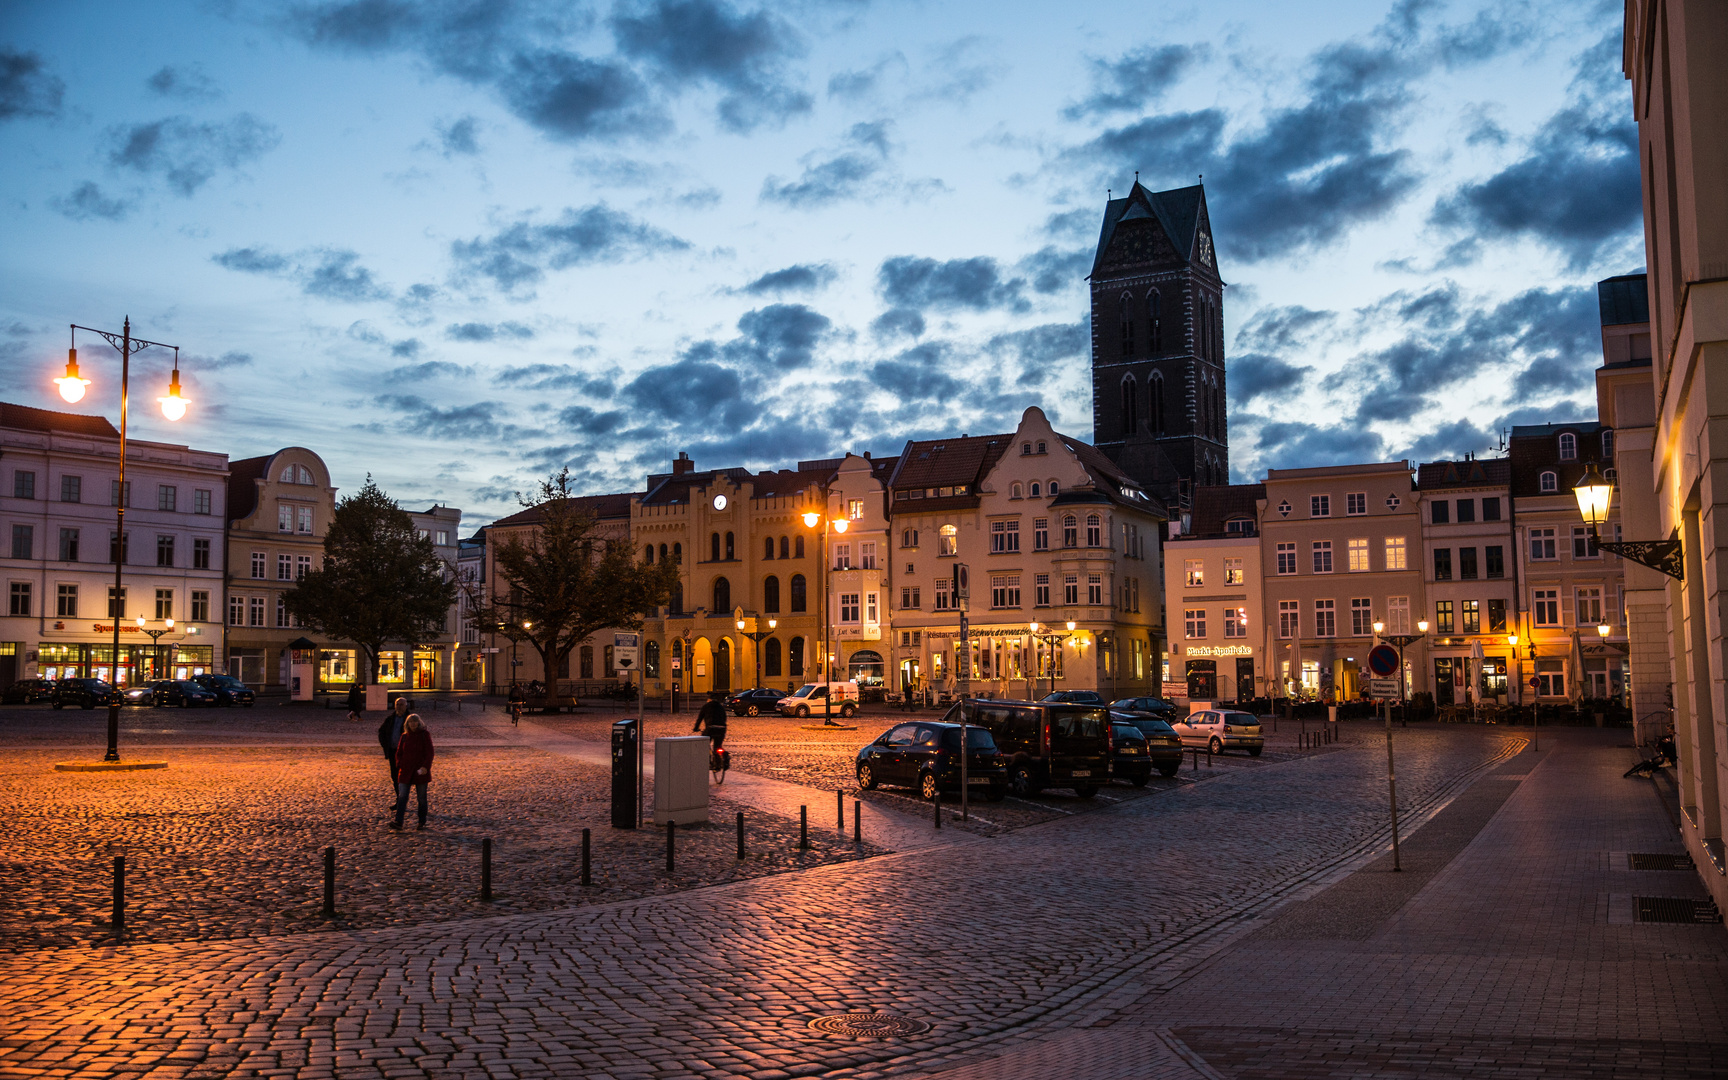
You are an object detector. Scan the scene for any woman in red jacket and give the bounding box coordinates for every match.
[391,714,435,830]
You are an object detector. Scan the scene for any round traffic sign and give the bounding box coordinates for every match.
[1368,644,1399,677]
[1529,676,1541,689]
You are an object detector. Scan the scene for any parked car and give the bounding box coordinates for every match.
[1,678,57,705]
[855,720,1009,801]
[725,687,788,717]
[1110,696,1180,722]
[192,673,255,707]
[122,681,166,706]
[777,681,859,719]
[1040,689,1106,705]
[52,678,121,710]
[1109,721,1154,787]
[1173,709,1265,756]
[159,679,219,708]
[943,698,1113,798]
[1111,712,1186,776]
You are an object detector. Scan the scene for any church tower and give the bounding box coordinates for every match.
[1089,180,1226,509]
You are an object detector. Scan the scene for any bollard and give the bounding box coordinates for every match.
[581,828,592,886]
[853,800,861,844]
[1192,748,1199,772]
[322,846,335,919]
[1207,747,1213,768]
[799,805,809,850]
[112,855,125,937]
[933,790,942,829]
[837,789,845,832]
[665,820,675,873]
[481,838,493,902]
[736,811,746,859]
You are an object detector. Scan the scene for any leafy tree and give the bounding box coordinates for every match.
[469,468,678,690]
[285,478,458,685]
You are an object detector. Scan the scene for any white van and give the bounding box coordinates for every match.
[777,681,860,719]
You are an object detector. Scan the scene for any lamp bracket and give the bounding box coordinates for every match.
[1594,530,1684,581]
[72,324,174,358]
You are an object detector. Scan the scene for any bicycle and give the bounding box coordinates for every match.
[507,700,523,727]
[1625,734,1677,778]
[709,744,729,785]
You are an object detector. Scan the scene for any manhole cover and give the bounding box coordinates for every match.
[808,1012,932,1038]
[1629,852,1694,871]
[1635,896,1723,924]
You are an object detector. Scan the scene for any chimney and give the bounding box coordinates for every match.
[673,451,694,476]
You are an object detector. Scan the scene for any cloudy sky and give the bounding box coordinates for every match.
[0,0,1641,527]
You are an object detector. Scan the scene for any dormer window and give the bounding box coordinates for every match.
[1558,433,1577,460]
[1048,481,1059,496]
[1540,471,1558,493]
[1029,482,1041,497]
[1021,442,1031,455]
[1226,518,1252,534]
[1011,482,1023,499]
[1036,441,1047,454]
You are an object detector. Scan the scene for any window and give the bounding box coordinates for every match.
[108,531,128,564]
[59,527,79,562]
[1572,526,1597,559]
[1456,498,1475,523]
[1185,559,1204,587]
[1485,545,1504,578]
[1086,515,1101,547]
[764,575,780,613]
[1048,481,1058,496]
[845,499,864,520]
[193,488,211,515]
[776,536,788,559]
[1487,599,1506,633]
[1063,516,1078,547]
[110,480,131,507]
[1312,541,1333,573]
[763,637,781,677]
[900,586,921,609]
[1576,587,1603,625]
[9,582,30,617]
[990,520,1020,553]
[1347,538,1369,572]
[248,596,265,627]
[1033,518,1048,551]
[1431,500,1449,524]
[107,586,126,619]
[1433,548,1451,580]
[1384,536,1407,571]
[1224,606,1247,637]
[61,475,80,503]
[155,588,173,620]
[939,525,958,556]
[790,574,807,612]
[1435,600,1454,634]
[1224,557,1244,585]
[1558,432,1576,460]
[990,575,1021,608]
[1529,528,1556,560]
[1148,373,1165,433]
[1533,588,1560,626]
[1459,547,1477,580]
[191,590,209,622]
[1021,442,1032,456]
[436,530,449,546]
[11,524,32,560]
[1120,376,1137,435]
[1129,577,1141,612]
[57,584,77,617]
[1351,597,1373,636]
[278,554,293,580]
[725,531,735,560]
[157,535,175,567]
[934,579,952,610]
[1088,573,1103,605]
[1120,293,1136,357]
[1315,599,1336,637]
[297,556,311,581]
[789,637,805,677]
[675,542,685,563]
[1147,290,1163,353]
[1539,471,1557,493]
[1063,573,1079,605]
[14,470,35,499]
[1278,601,1298,639]
[1185,608,1207,638]
[251,552,266,579]
[859,541,877,569]
[833,543,851,570]
[276,595,291,627]
[1276,543,1297,575]
[901,528,918,548]
[1345,492,1367,516]
[279,505,294,533]
[1387,596,1410,634]
[712,576,731,613]
[158,485,177,511]
[1034,573,1050,606]
[839,592,860,622]
[297,507,312,534]
[1310,495,1330,518]
[1226,518,1253,534]
[229,595,244,626]
[1461,599,1480,634]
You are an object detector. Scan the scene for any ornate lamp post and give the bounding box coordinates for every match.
[802,508,848,723]
[1372,618,1429,727]
[134,616,175,682]
[1573,460,1683,579]
[1028,619,1075,699]
[735,612,777,690]
[58,319,188,762]
[1371,617,1427,872]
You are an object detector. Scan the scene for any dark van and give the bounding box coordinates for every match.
[944,698,1112,798]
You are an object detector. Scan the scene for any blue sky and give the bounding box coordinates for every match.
[0,0,1641,526]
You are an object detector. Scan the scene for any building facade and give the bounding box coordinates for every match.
[1164,484,1264,703]
[2,402,227,686]
[225,448,336,690]
[1416,458,1517,708]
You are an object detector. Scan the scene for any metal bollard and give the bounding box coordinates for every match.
[853,800,861,844]
[481,838,493,902]
[799,805,809,850]
[112,855,125,936]
[933,791,942,829]
[1192,748,1199,772]
[581,828,592,886]
[838,789,845,831]
[665,820,675,873]
[736,811,745,859]
[322,846,335,919]
[1207,747,1213,768]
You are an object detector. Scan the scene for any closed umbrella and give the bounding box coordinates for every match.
[1570,630,1585,708]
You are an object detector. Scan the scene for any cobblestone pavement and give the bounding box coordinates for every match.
[0,721,1539,1078]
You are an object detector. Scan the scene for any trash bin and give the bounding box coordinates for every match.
[654,736,710,825]
[611,717,638,829]
[1328,705,1337,725]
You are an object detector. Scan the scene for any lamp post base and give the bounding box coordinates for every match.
[55,760,168,772]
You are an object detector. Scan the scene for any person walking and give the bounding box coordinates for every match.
[345,681,365,723]
[377,696,410,799]
[391,714,435,830]
[692,691,728,752]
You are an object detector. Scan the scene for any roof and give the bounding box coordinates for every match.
[1186,484,1265,537]
[1090,181,1209,278]
[887,433,1012,511]
[1059,434,1166,518]
[1598,273,1649,326]
[226,454,273,522]
[0,401,120,439]
[1507,425,1609,497]
[491,492,638,527]
[1415,457,1512,490]
[1509,422,1602,438]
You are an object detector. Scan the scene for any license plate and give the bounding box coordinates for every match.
[1071,769,1091,778]
[968,776,991,784]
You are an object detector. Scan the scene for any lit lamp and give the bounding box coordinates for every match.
[803,505,847,721]
[1029,620,1074,698]
[1571,459,1683,580]
[736,613,778,691]
[55,348,90,403]
[158,366,189,420]
[1572,460,1613,534]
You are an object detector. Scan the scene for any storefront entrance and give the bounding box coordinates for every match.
[1186,659,1217,699]
[413,651,436,689]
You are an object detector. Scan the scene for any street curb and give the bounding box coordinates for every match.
[52,760,168,772]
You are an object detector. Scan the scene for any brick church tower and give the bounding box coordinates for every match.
[1089,180,1227,509]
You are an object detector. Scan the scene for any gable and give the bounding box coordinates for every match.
[1098,216,1182,274]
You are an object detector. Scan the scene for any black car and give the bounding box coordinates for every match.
[193,673,255,706]
[855,721,1009,801]
[1110,696,1180,722]
[725,688,788,717]
[159,680,219,707]
[1,678,56,704]
[1110,721,1154,787]
[1040,689,1106,705]
[52,678,121,710]
[1112,712,1185,777]
[945,698,1113,798]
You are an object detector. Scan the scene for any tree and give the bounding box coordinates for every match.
[469,469,678,691]
[285,478,457,685]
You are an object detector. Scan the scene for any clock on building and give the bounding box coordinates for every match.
[1197,230,1214,268]
[712,494,728,511]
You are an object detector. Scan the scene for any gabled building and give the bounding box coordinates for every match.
[1165,483,1264,702]
[226,448,334,690]
[1416,457,1516,707]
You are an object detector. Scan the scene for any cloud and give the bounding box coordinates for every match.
[386,360,476,380]
[214,246,291,274]
[52,182,132,222]
[740,262,837,295]
[1254,419,1385,469]
[445,321,535,342]
[435,115,481,155]
[1062,43,1207,119]
[919,37,1000,103]
[621,356,751,426]
[726,303,830,370]
[498,50,667,141]
[557,403,628,434]
[450,204,690,294]
[146,64,222,101]
[211,245,390,302]
[1229,353,1311,404]
[373,394,506,439]
[877,255,1029,314]
[498,362,616,395]
[391,339,422,357]
[760,121,894,209]
[1393,419,1498,463]
[826,53,906,101]
[1018,245,1089,294]
[986,321,1086,368]
[871,341,962,401]
[610,0,812,132]
[106,114,281,195]
[0,48,64,121]
[1234,304,1336,353]
[870,308,924,340]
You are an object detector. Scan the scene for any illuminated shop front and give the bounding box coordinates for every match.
[38,641,213,683]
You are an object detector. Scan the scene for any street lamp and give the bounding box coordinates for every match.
[59,319,187,762]
[1028,619,1075,699]
[1573,459,1684,579]
[736,611,778,691]
[802,507,848,724]
[1370,617,1428,873]
[1371,618,1428,727]
[135,616,175,682]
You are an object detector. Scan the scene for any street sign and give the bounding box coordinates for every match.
[1368,644,1399,677]
[670,658,682,671]
[613,632,639,669]
[1369,678,1399,699]
[1529,675,1541,689]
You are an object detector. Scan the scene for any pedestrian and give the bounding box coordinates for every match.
[391,714,434,831]
[345,681,365,723]
[377,696,410,800]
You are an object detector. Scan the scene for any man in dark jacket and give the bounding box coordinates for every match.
[346,682,366,722]
[377,696,410,798]
[693,692,728,751]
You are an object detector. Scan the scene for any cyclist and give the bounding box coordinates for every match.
[693,691,729,759]
[506,681,527,725]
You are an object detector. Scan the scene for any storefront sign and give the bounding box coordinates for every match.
[1162,680,1190,700]
[90,624,145,633]
[1180,645,1253,657]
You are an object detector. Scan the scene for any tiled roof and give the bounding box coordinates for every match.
[492,492,638,527]
[1508,425,1608,497]
[889,433,1012,492]
[1090,181,1206,277]
[226,453,273,523]
[1187,484,1264,537]
[1415,457,1511,490]
[0,401,120,438]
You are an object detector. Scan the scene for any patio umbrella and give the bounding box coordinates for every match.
[1570,630,1585,707]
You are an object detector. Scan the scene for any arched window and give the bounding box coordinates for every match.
[779,536,789,559]
[580,645,594,679]
[672,542,682,565]
[764,537,775,559]
[710,532,720,562]
[645,640,660,678]
[715,638,730,691]
[1540,471,1558,493]
[1121,375,1138,436]
[1011,482,1023,499]
[788,636,805,677]
[713,576,731,613]
[1021,442,1032,455]
[725,531,734,560]
[1558,433,1576,460]
[1149,372,1165,434]
[1120,293,1135,356]
[672,638,683,666]
[1063,515,1078,547]
[1030,482,1041,497]
[1037,440,1047,453]
[764,574,780,613]
[789,574,807,612]
[659,543,668,563]
[765,636,782,677]
[1602,429,1614,458]
[939,524,958,556]
[644,544,654,563]
[1086,514,1101,546]
[1049,481,1059,496]
[794,536,805,559]
[1148,289,1162,353]
[670,582,684,613]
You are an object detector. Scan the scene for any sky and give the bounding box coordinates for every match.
[0,0,1643,528]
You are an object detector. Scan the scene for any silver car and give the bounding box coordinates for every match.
[1172,709,1265,757]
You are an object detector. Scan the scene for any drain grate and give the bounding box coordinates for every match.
[808,1012,932,1038]
[1635,896,1723,924]
[1629,852,1695,872]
